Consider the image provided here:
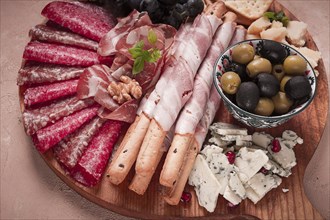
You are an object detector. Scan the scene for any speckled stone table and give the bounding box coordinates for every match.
[1,1,329,219]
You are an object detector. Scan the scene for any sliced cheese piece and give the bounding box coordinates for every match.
[252,132,273,149]
[291,45,322,69]
[201,144,224,164]
[210,122,248,136]
[228,171,246,199]
[220,134,252,142]
[235,147,269,183]
[246,33,261,40]
[209,134,232,147]
[271,20,283,28]
[247,16,272,35]
[286,20,308,47]
[245,186,261,204]
[189,155,221,212]
[247,173,282,204]
[264,159,292,177]
[223,185,242,205]
[260,27,287,42]
[267,140,296,170]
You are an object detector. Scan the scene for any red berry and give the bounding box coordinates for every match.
[271,139,281,152]
[259,167,269,175]
[180,191,192,203]
[226,151,236,164]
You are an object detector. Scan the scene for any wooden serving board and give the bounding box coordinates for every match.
[20,1,329,219]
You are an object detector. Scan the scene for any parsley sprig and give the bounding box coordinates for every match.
[128,29,162,75]
[264,11,290,27]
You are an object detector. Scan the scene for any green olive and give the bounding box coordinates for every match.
[254,97,275,116]
[220,71,241,94]
[272,91,294,114]
[272,64,285,81]
[232,43,255,64]
[283,55,307,75]
[246,58,272,77]
[280,75,292,92]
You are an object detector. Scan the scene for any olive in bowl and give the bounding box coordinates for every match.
[214,39,317,128]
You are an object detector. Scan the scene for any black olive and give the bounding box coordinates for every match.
[284,76,311,100]
[257,40,288,64]
[256,73,280,97]
[227,62,250,82]
[236,82,260,112]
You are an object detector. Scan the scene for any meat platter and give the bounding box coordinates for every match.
[18,0,329,219]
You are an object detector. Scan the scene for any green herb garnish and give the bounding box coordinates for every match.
[128,29,162,75]
[264,11,290,27]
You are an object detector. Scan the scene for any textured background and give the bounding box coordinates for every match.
[1,1,329,219]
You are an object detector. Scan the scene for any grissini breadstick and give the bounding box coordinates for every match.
[134,13,223,182]
[106,23,193,185]
[159,11,237,188]
[164,25,247,205]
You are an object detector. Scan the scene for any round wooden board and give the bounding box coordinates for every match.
[20,1,329,219]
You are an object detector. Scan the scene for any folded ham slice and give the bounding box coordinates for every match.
[160,12,237,187]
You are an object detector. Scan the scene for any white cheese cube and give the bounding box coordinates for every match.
[252,132,274,149]
[235,147,269,183]
[286,20,308,47]
[189,155,221,212]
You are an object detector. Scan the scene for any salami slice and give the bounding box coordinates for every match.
[23,42,113,67]
[54,116,105,170]
[41,1,116,42]
[17,64,84,86]
[72,120,123,186]
[32,105,99,153]
[23,96,94,135]
[29,25,98,51]
[23,79,78,107]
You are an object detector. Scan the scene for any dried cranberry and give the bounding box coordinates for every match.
[180,191,192,203]
[259,167,269,175]
[226,151,236,164]
[271,139,281,152]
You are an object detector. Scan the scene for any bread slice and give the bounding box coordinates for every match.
[223,0,273,20]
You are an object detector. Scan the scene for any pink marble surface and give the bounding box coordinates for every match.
[0,1,329,219]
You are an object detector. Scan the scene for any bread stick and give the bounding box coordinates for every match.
[107,113,150,185]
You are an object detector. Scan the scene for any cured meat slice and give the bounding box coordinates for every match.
[72,120,123,186]
[32,106,99,153]
[17,64,84,86]
[29,25,98,51]
[54,117,105,171]
[98,10,152,56]
[23,79,78,107]
[41,1,116,42]
[23,96,94,135]
[98,99,139,123]
[23,42,113,67]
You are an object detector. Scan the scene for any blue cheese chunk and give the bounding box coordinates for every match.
[252,132,274,149]
[210,122,248,136]
[223,185,242,205]
[209,133,232,147]
[235,147,269,183]
[201,144,224,164]
[228,171,246,199]
[246,173,282,204]
[264,159,292,177]
[267,141,297,170]
[188,155,221,212]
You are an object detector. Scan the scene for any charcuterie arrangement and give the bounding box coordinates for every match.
[17,0,323,215]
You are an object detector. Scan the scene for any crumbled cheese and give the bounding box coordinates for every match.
[286,20,308,47]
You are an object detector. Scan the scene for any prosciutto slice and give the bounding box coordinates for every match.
[29,24,98,51]
[23,42,113,67]
[17,64,84,86]
[41,1,116,42]
[98,99,139,123]
[175,16,237,134]
[72,120,123,186]
[54,116,105,171]
[152,14,222,131]
[32,105,99,153]
[98,10,152,56]
[23,79,78,107]
[23,96,94,135]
